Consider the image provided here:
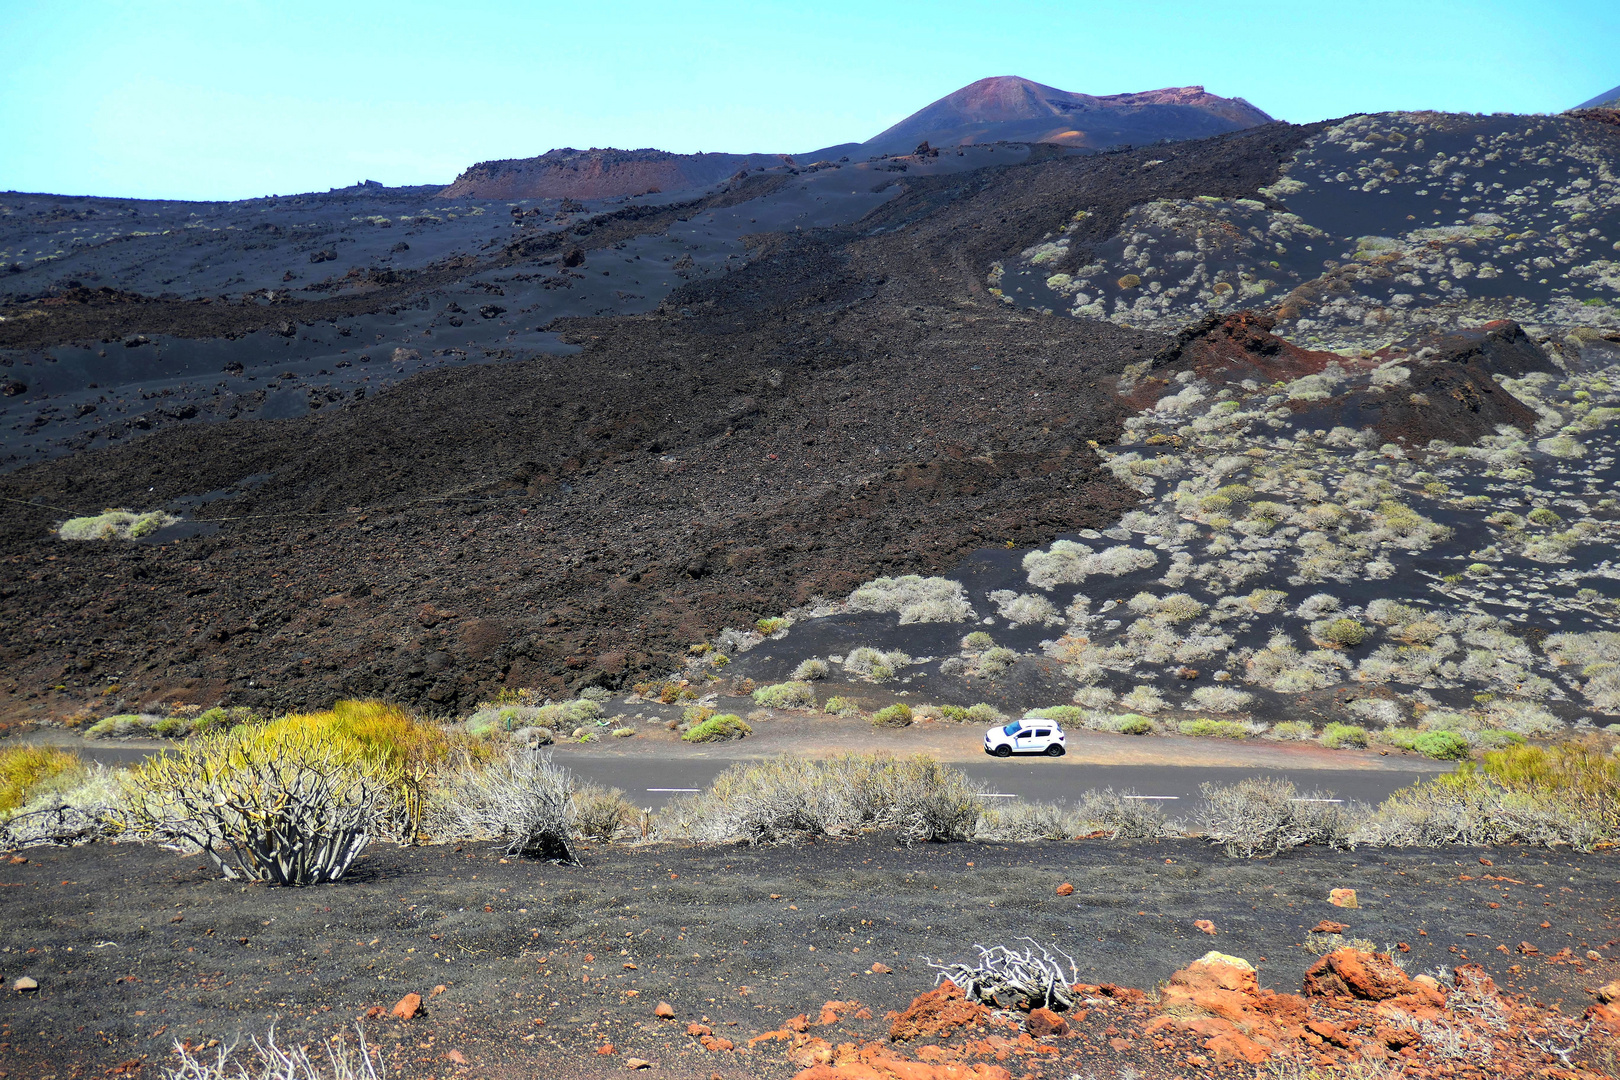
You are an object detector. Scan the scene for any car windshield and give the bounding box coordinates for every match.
[1001,721,1022,735]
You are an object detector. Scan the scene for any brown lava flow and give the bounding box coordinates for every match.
[0,837,1614,1078]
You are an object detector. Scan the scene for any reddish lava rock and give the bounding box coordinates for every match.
[1194,919,1217,935]
[1026,1007,1069,1038]
[654,1000,676,1019]
[1302,947,1411,1001]
[1054,882,1074,897]
[1311,920,1347,934]
[389,993,422,1019]
[888,979,992,1042]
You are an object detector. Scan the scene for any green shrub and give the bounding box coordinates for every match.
[1527,507,1562,527]
[1413,731,1471,759]
[58,509,178,541]
[791,658,829,680]
[1115,715,1154,735]
[756,617,788,635]
[682,714,752,743]
[823,696,861,717]
[1178,719,1251,739]
[0,746,84,815]
[192,706,261,735]
[752,681,817,709]
[1316,618,1368,647]
[536,699,603,728]
[1270,720,1314,740]
[152,716,190,738]
[978,647,1019,675]
[1027,706,1084,725]
[872,704,913,728]
[611,727,636,739]
[961,632,995,652]
[964,703,1004,724]
[84,714,147,739]
[1321,722,1370,749]
[938,705,971,722]
[1379,727,1422,751]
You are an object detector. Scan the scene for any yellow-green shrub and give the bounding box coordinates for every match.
[0,746,83,815]
[683,714,752,742]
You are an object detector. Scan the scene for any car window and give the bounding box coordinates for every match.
[1002,722,1021,735]
[1034,729,1050,738]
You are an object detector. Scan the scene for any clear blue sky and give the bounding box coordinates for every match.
[2,0,1616,201]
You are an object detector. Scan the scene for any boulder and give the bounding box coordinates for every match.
[1302,948,1411,1001]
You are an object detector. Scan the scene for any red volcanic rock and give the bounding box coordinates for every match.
[888,980,992,1042]
[1025,1007,1069,1038]
[1302,948,1412,1001]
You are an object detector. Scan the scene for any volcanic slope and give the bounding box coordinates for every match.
[0,123,1322,724]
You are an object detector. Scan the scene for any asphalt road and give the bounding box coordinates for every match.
[65,741,1444,810]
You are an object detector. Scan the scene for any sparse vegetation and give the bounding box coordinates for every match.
[657,753,982,845]
[1196,778,1356,857]
[1178,718,1253,739]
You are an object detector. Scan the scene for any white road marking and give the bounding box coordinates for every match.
[1290,798,1344,803]
[646,788,700,793]
[1121,795,1179,800]
[974,793,1018,799]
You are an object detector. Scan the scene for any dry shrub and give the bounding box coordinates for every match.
[1195,778,1358,857]
[658,754,981,845]
[1072,788,1170,840]
[426,747,580,862]
[163,1023,382,1080]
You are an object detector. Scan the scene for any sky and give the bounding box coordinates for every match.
[2,0,1618,202]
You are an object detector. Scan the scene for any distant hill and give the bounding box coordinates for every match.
[441,77,1272,201]
[805,76,1272,159]
[1575,84,1620,110]
[439,147,793,200]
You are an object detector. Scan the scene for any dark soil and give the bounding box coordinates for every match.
[0,123,1324,724]
[0,837,1614,1078]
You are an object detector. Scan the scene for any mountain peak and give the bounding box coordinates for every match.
[856,76,1272,155]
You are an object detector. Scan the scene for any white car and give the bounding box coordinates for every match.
[984,719,1066,757]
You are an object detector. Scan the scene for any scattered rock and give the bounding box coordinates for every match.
[868,962,892,975]
[1194,919,1217,935]
[654,1000,675,1019]
[1055,882,1074,896]
[390,992,422,1019]
[624,1058,651,1070]
[1311,920,1347,934]
[430,984,447,997]
[1327,888,1358,908]
[13,976,38,993]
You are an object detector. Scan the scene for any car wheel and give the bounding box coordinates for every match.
[993,745,1013,758]
[1045,744,1065,757]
